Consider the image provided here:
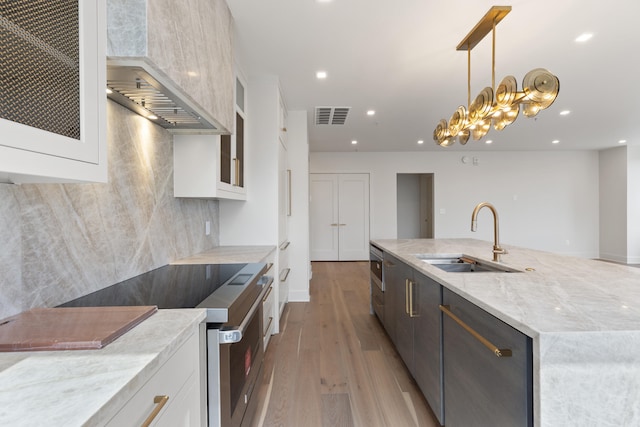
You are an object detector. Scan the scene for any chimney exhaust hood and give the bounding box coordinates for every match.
[105,0,234,134]
[107,58,221,132]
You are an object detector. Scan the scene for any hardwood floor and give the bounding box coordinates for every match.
[251,262,440,427]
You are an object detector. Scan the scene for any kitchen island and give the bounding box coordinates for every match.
[0,309,206,426]
[374,238,640,427]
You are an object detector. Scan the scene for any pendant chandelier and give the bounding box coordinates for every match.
[433,6,560,146]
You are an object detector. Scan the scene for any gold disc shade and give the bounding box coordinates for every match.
[433,69,559,146]
[432,6,560,147]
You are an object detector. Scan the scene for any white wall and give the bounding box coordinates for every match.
[626,146,640,263]
[287,111,310,302]
[599,147,628,262]
[311,150,600,258]
[397,174,421,238]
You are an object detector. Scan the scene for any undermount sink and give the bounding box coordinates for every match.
[415,254,521,273]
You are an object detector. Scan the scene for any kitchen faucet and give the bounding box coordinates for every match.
[471,202,507,262]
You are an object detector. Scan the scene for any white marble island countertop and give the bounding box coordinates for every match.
[372,238,640,427]
[0,309,206,426]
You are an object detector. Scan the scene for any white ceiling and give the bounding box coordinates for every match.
[227,0,640,153]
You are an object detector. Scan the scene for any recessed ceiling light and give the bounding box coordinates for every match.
[485,140,493,144]
[560,110,571,115]
[351,140,358,145]
[575,33,593,43]
[552,140,560,144]
[366,110,375,116]
[417,140,424,145]
[316,71,327,79]
[619,139,627,144]
[187,71,198,77]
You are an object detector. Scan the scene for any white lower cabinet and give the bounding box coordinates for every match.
[105,330,202,427]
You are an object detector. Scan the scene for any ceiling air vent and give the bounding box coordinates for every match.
[315,107,350,125]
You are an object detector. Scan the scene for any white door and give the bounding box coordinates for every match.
[310,173,370,261]
[310,174,339,260]
[338,174,370,260]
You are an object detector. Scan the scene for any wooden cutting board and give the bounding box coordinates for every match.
[0,306,157,352]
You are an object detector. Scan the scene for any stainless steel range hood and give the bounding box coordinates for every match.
[106,58,221,132]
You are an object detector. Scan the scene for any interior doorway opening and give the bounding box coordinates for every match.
[397,173,434,239]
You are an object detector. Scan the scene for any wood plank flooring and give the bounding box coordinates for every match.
[251,262,440,427]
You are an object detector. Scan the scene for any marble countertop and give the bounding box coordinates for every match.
[171,245,276,265]
[372,238,640,337]
[0,308,206,426]
[372,238,640,427]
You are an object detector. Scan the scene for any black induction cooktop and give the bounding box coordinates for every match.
[59,263,270,325]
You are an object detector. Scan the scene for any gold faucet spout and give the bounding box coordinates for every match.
[471,202,507,262]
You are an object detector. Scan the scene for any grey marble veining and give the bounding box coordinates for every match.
[0,185,21,317]
[107,0,147,57]
[0,101,220,320]
[373,238,640,426]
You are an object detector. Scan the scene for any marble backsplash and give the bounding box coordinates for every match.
[0,101,219,319]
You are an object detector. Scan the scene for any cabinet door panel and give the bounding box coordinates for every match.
[413,271,444,425]
[382,253,398,342]
[393,261,414,373]
[443,289,532,427]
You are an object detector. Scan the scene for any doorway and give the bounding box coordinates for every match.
[310,173,370,260]
[397,173,434,239]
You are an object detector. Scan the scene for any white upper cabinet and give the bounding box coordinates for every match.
[173,74,247,200]
[0,0,107,183]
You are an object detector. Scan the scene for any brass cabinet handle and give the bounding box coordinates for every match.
[264,316,274,337]
[408,280,417,318]
[405,280,418,317]
[233,158,240,186]
[330,223,338,226]
[439,305,512,357]
[279,268,291,282]
[287,169,292,216]
[265,262,274,273]
[262,285,273,303]
[279,241,290,250]
[405,280,410,314]
[384,261,395,268]
[141,395,169,427]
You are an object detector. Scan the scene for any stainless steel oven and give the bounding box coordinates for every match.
[61,261,272,427]
[207,272,270,427]
[370,244,384,322]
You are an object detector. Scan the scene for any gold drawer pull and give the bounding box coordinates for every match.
[439,305,512,357]
[262,285,274,303]
[141,395,169,427]
[264,316,274,337]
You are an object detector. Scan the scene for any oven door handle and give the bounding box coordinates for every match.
[218,276,274,344]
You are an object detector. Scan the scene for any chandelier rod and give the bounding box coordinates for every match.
[467,43,471,109]
[492,18,496,94]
